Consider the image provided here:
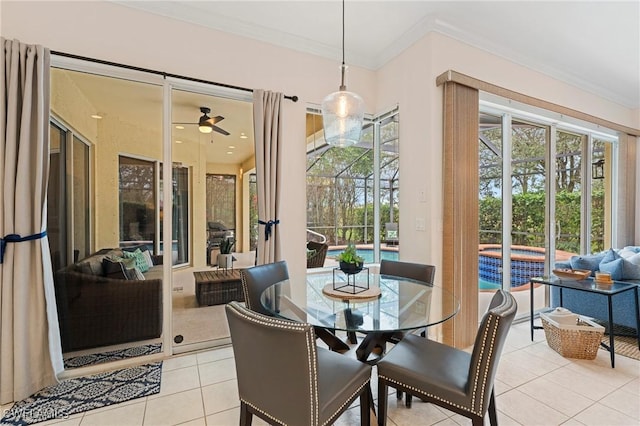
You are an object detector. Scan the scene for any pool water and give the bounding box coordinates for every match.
[327,248,399,263]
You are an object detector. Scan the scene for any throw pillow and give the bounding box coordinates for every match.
[600,257,640,281]
[123,248,150,273]
[570,252,606,276]
[131,267,146,280]
[102,258,128,280]
[141,249,154,268]
[599,258,624,280]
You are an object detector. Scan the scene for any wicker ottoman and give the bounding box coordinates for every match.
[194,269,245,306]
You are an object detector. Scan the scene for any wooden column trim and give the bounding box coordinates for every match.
[437,70,640,137]
[442,82,479,348]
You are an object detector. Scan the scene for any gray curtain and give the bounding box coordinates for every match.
[1,38,62,405]
[253,90,283,265]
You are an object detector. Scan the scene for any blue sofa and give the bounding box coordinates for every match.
[552,247,640,331]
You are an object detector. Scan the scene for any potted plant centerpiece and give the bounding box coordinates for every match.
[337,242,364,275]
[217,237,235,269]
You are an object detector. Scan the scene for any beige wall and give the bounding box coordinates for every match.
[3,0,638,286]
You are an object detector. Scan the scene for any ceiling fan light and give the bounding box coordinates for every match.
[199,123,213,134]
[321,89,364,147]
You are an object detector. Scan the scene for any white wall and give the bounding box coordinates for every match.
[3,0,638,279]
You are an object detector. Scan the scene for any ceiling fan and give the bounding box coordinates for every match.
[175,106,230,135]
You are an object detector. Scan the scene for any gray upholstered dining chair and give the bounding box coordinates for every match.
[379,259,436,406]
[240,260,350,352]
[225,301,372,426]
[240,260,289,315]
[376,289,517,426]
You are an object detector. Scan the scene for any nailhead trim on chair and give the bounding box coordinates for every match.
[322,380,370,426]
[230,303,320,425]
[378,312,502,417]
[471,314,499,414]
[241,399,286,425]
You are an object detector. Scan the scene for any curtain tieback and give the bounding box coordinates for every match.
[0,231,47,264]
[258,219,280,241]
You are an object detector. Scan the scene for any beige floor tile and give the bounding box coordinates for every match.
[572,402,638,426]
[599,388,640,420]
[149,365,201,399]
[162,353,197,372]
[620,377,639,395]
[385,398,448,426]
[495,356,540,387]
[501,347,563,377]
[543,365,618,400]
[80,401,145,425]
[174,417,206,426]
[517,377,595,417]
[196,346,234,365]
[201,379,239,415]
[39,416,83,426]
[143,388,204,426]
[205,407,241,426]
[198,358,236,386]
[496,388,569,425]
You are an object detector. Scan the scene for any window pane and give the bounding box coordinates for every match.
[173,166,190,264]
[119,156,156,246]
[555,131,583,253]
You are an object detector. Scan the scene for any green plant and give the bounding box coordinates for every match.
[219,238,235,254]
[337,242,364,265]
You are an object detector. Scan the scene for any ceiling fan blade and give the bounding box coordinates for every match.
[212,125,230,136]
[204,115,225,125]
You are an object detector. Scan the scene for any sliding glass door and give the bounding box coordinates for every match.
[478,103,616,318]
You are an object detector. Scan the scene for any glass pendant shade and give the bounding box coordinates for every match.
[321,89,365,147]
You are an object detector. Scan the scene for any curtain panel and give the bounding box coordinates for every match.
[253,90,283,265]
[0,38,62,405]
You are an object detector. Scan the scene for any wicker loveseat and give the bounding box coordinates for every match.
[54,247,163,352]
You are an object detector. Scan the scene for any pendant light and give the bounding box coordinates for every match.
[321,0,365,147]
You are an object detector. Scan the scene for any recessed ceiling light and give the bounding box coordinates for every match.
[90,114,102,119]
[228,145,235,149]
[226,151,233,155]
[175,125,184,130]
[175,140,183,144]
[240,133,248,139]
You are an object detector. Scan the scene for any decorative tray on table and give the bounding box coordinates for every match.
[552,268,591,280]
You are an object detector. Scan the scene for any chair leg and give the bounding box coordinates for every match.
[240,401,252,426]
[488,389,497,426]
[377,380,388,426]
[359,383,371,426]
[396,389,403,399]
[405,393,412,408]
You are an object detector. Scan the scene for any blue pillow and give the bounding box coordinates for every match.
[570,252,606,276]
[599,258,624,280]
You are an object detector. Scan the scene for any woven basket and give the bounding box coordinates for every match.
[540,313,605,360]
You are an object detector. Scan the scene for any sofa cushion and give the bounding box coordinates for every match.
[599,249,640,280]
[123,248,150,273]
[102,258,128,280]
[144,265,163,281]
[569,252,606,276]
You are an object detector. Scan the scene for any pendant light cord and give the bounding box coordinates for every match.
[340,0,347,90]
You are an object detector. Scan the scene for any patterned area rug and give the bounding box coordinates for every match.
[63,343,162,369]
[598,323,640,361]
[1,362,162,425]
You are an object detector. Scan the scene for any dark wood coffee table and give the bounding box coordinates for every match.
[194,269,244,306]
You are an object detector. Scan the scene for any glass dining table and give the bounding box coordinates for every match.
[259,269,460,363]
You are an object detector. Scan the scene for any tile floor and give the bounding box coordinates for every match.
[2,321,639,426]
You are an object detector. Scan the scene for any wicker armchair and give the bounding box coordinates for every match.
[306,241,328,268]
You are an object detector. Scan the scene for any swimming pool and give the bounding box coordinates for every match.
[327,247,399,263]
[478,244,574,291]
